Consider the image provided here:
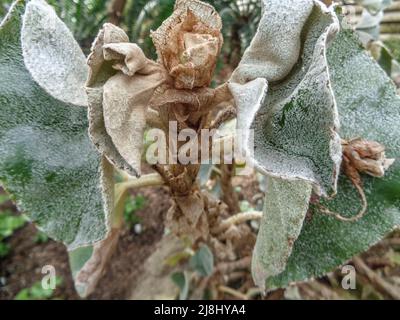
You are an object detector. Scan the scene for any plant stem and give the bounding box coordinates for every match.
[212,211,262,234]
[220,164,240,214]
[115,173,164,192]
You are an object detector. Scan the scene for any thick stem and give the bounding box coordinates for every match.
[220,164,241,214]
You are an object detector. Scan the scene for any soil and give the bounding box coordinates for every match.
[0,185,171,300]
[1,172,399,300]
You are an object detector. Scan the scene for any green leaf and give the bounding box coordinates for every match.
[230,0,341,196]
[123,194,145,228]
[0,241,10,258]
[267,25,400,289]
[252,178,311,291]
[171,271,190,300]
[0,1,111,249]
[14,276,62,300]
[67,158,119,298]
[0,193,9,205]
[0,211,26,239]
[21,0,88,106]
[189,245,214,277]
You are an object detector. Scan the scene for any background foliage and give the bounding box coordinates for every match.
[0,0,261,64]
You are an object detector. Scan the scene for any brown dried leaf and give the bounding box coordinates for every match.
[74,228,120,297]
[342,139,395,178]
[103,65,165,176]
[87,24,166,176]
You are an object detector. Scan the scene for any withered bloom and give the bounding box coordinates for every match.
[342,138,395,178]
[151,0,223,89]
[86,0,226,178]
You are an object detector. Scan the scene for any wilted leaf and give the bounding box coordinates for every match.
[189,244,214,277]
[87,23,165,177]
[252,178,312,291]
[231,0,341,196]
[0,1,111,249]
[267,24,400,289]
[68,228,120,298]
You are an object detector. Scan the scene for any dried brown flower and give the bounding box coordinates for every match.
[151,0,223,89]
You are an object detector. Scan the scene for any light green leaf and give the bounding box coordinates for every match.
[189,245,214,277]
[21,0,88,106]
[0,1,111,249]
[267,24,400,289]
[252,178,311,291]
[67,158,119,298]
[231,0,341,196]
[0,211,26,239]
[171,271,190,301]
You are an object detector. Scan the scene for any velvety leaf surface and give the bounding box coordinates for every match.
[21,0,88,106]
[231,0,341,196]
[267,26,400,289]
[252,178,312,291]
[0,1,109,249]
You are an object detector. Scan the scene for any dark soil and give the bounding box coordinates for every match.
[1,173,399,300]
[0,185,171,300]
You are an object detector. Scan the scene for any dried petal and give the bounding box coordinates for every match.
[86,23,129,87]
[151,0,222,89]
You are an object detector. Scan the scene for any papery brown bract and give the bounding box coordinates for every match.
[151,0,223,89]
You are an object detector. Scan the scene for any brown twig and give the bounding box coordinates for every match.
[216,256,252,274]
[353,256,400,300]
[212,211,262,234]
[218,285,248,300]
[315,182,367,222]
[220,164,241,214]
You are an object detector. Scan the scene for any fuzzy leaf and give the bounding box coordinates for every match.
[87,23,165,177]
[267,25,400,289]
[0,1,111,249]
[354,0,392,15]
[252,178,312,291]
[67,157,116,297]
[231,0,341,196]
[21,0,88,106]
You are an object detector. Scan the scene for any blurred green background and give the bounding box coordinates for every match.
[0,0,261,68]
